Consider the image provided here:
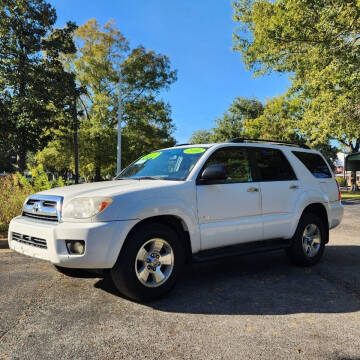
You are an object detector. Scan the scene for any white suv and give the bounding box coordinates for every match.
[8,139,344,301]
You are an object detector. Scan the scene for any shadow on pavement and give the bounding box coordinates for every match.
[95,245,360,315]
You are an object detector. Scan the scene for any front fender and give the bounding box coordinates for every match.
[97,192,201,253]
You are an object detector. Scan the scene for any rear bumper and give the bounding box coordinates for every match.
[328,201,344,229]
[8,216,137,269]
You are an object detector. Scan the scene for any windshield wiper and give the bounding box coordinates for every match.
[134,176,164,180]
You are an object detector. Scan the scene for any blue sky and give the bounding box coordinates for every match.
[49,0,289,143]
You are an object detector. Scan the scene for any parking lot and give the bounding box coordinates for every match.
[1,202,360,359]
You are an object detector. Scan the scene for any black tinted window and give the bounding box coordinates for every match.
[203,148,252,183]
[253,148,297,181]
[292,151,332,178]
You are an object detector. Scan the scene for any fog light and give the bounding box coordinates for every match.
[66,240,85,255]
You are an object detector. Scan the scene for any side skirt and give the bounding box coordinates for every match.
[192,238,292,263]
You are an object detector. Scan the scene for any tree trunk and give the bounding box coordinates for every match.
[17,147,27,174]
[94,163,102,182]
[351,170,358,191]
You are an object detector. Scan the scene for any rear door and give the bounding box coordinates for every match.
[196,147,263,250]
[250,147,300,240]
[292,151,338,201]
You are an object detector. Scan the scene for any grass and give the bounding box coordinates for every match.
[341,191,360,200]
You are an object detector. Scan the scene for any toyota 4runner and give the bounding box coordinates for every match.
[8,139,344,301]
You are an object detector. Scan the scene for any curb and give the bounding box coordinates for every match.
[0,238,8,249]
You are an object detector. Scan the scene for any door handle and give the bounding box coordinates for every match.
[290,185,299,189]
[247,187,259,192]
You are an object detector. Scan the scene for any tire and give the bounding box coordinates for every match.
[286,212,327,266]
[110,223,185,302]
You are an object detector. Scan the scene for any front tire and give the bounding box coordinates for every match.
[286,213,326,266]
[110,223,184,302]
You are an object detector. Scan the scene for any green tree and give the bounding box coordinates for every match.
[73,20,177,180]
[243,95,303,143]
[0,0,77,172]
[38,19,177,181]
[212,97,264,141]
[189,130,213,144]
[233,0,360,153]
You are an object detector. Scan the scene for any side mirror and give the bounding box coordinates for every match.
[198,164,227,184]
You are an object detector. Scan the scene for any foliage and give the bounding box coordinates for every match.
[39,19,177,181]
[233,0,360,153]
[0,0,78,172]
[0,175,31,225]
[189,94,338,167]
[189,130,213,144]
[0,166,64,226]
[212,97,264,142]
[0,222,7,233]
[336,177,347,187]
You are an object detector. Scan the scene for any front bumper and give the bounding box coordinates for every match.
[8,216,138,269]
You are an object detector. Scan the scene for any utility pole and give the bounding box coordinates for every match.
[117,71,122,174]
[73,92,79,184]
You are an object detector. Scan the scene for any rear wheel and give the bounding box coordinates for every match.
[286,213,326,266]
[110,223,184,301]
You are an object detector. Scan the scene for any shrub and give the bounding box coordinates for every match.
[0,175,32,225]
[0,166,66,226]
[335,176,347,187]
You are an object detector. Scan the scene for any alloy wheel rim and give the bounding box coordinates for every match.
[302,223,321,258]
[135,238,174,288]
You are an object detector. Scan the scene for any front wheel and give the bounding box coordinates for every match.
[286,213,327,266]
[110,223,184,301]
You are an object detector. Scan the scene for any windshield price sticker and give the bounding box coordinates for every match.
[183,148,206,154]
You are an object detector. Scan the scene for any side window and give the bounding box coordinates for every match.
[253,148,297,181]
[292,151,332,178]
[203,148,252,183]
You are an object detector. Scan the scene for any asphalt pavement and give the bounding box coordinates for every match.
[1,202,360,359]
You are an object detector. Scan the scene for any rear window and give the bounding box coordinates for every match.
[292,151,332,178]
[252,148,297,181]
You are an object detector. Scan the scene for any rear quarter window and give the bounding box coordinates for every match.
[292,151,332,178]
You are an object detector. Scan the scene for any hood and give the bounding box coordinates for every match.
[38,180,182,201]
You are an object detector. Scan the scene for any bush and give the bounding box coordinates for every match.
[0,165,66,226]
[0,175,32,225]
[335,176,347,187]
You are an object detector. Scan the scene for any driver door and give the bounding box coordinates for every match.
[196,147,263,250]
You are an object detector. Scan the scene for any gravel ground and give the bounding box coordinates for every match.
[1,202,360,359]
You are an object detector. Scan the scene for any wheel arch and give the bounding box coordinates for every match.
[300,203,329,243]
[122,215,193,263]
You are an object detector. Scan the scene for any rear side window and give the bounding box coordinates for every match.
[252,148,297,181]
[292,151,332,178]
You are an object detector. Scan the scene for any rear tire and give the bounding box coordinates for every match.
[110,223,184,302]
[286,213,326,266]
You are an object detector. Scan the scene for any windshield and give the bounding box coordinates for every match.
[116,147,209,181]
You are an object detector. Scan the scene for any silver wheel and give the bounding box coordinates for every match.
[135,238,174,288]
[302,224,321,258]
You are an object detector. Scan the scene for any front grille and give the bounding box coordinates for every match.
[22,212,58,222]
[22,195,63,223]
[12,232,47,249]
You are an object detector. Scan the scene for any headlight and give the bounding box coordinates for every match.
[62,197,113,219]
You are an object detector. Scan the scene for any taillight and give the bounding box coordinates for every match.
[335,180,341,201]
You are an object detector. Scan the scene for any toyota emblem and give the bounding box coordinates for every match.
[32,202,40,213]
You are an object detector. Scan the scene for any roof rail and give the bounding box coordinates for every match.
[227,137,310,149]
[174,143,190,146]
